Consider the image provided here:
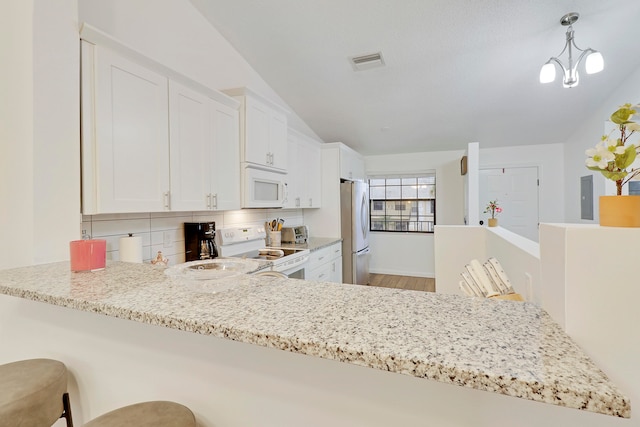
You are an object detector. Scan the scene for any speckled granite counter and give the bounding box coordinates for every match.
[0,261,629,418]
[274,236,341,252]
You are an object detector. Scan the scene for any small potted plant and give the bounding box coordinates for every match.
[484,200,502,227]
[585,103,640,227]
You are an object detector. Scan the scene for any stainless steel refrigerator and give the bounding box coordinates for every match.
[340,180,370,285]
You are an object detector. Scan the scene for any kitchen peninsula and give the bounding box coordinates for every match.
[0,261,629,426]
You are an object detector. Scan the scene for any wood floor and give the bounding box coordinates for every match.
[367,273,435,293]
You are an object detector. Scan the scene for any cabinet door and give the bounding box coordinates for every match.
[269,110,288,171]
[211,101,241,211]
[169,80,211,211]
[93,46,170,213]
[300,138,321,207]
[339,145,365,181]
[244,96,270,167]
[284,133,299,208]
[330,258,343,283]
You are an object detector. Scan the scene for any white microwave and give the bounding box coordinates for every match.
[242,164,287,208]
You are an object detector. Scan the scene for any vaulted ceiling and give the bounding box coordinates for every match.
[191,0,640,155]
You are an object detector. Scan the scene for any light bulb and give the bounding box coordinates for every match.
[585,51,604,74]
[539,62,556,83]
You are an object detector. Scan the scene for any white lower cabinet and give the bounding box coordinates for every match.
[306,242,342,283]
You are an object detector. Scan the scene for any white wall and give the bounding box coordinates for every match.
[33,0,81,264]
[365,149,465,277]
[0,1,34,269]
[0,0,79,269]
[563,66,640,223]
[364,142,563,278]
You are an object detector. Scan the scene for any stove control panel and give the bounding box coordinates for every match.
[217,226,266,246]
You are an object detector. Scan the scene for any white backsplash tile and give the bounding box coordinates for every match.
[83,209,305,266]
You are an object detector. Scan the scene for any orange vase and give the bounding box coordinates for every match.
[599,195,640,227]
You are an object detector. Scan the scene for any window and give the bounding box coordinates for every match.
[369,174,436,233]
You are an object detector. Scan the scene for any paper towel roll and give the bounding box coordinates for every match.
[119,234,143,263]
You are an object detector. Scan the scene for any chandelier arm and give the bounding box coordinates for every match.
[573,46,595,68]
[547,57,568,74]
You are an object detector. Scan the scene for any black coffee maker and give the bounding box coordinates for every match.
[184,222,218,261]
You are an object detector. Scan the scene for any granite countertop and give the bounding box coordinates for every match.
[0,261,630,418]
[273,236,341,252]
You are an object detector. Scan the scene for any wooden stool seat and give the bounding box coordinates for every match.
[85,401,196,427]
[0,358,71,427]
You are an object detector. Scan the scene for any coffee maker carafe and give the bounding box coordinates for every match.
[184,222,218,261]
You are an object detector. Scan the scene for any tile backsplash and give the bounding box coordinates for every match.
[82,209,304,266]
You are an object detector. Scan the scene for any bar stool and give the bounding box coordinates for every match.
[85,401,196,427]
[0,358,73,427]
[0,359,196,427]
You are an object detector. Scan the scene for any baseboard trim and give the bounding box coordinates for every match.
[369,268,435,279]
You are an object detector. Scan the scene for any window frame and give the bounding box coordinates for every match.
[368,174,436,234]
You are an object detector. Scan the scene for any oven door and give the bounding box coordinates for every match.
[280,264,305,280]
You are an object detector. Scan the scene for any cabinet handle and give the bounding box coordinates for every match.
[206,194,211,209]
[309,198,312,207]
[318,256,325,261]
[164,191,171,210]
[332,263,335,272]
[319,273,326,279]
[212,193,218,209]
[266,152,270,165]
[296,197,300,207]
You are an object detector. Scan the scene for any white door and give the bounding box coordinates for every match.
[269,110,288,171]
[244,96,270,167]
[211,100,241,211]
[479,167,539,241]
[169,80,211,211]
[94,47,170,213]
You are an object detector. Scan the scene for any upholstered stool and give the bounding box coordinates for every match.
[84,401,196,427]
[0,358,73,427]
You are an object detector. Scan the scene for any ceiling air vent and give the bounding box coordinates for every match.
[349,51,385,71]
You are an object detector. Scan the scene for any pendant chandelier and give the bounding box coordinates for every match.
[539,12,604,88]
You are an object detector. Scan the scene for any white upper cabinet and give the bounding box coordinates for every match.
[300,136,322,208]
[82,41,170,214]
[224,88,289,172]
[210,101,241,211]
[169,80,212,211]
[168,81,240,212]
[284,133,299,209]
[339,143,365,181]
[80,27,241,215]
[285,129,322,208]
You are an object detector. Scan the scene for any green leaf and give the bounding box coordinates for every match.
[611,105,637,125]
[602,170,628,181]
[614,145,637,169]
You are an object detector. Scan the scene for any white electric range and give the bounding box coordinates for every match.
[215,226,310,279]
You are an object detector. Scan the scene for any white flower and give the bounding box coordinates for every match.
[604,137,626,155]
[585,142,614,169]
[627,122,640,132]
